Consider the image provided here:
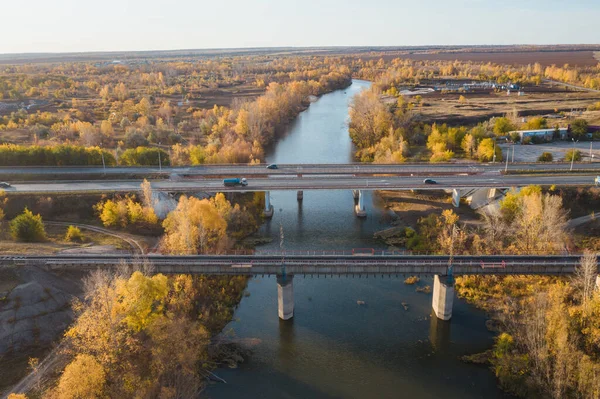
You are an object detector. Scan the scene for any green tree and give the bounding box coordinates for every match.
[571,119,589,140]
[10,208,46,242]
[493,117,515,136]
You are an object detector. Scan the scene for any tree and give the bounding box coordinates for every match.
[56,354,106,399]
[100,120,114,137]
[571,119,589,140]
[458,95,467,104]
[10,208,46,242]
[162,196,228,254]
[493,117,516,136]
[526,117,548,130]
[461,133,477,158]
[573,252,598,309]
[476,138,502,162]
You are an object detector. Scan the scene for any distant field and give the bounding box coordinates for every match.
[397,51,599,67]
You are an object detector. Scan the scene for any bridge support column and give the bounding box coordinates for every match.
[297,190,303,201]
[452,189,461,208]
[277,275,294,320]
[263,191,274,218]
[432,275,454,321]
[354,190,366,217]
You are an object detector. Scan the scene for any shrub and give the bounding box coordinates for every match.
[120,147,170,166]
[564,149,582,162]
[65,226,84,242]
[10,208,46,242]
[538,152,553,162]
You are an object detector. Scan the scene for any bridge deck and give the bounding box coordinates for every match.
[1,254,590,276]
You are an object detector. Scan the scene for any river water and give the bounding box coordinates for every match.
[207,80,509,398]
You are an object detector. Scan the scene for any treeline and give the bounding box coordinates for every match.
[355,57,600,91]
[348,89,505,163]
[0,144,116,166]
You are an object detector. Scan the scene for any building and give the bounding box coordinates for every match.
[510,128,568,142]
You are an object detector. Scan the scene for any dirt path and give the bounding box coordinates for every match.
[45,221,145,254]
[544,79,600,93]
[567,211,600,228]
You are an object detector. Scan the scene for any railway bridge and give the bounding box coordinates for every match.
[2,252,594,321]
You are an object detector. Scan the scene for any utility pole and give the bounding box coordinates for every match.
[570,138,579,172]
[100,142,106,174]
[158,142,162,171]
[590,142,593,163]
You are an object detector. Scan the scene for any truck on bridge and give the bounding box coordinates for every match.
[223,177,248,187]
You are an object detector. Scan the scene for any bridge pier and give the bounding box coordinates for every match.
[263,191,274,218]
[452,189,461,208]
[297,190,303,201]
[432,275,454,321]
[277,275,294,320]
[354,190,366,217]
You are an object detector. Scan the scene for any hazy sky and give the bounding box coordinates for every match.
[1,0,598,53]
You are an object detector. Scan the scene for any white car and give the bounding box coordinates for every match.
[595,176,600,186]
[0,182,11,188]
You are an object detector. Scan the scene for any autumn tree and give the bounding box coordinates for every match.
[162,195,228,254]
[55,354,106,399]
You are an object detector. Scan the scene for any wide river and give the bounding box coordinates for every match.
[207,80,509,398]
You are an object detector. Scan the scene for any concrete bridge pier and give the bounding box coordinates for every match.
[297,190,303,201]
[263,191,274,218]
[452,189,462,208]
[432,275,454,321]
[277,275,294,320]
[354,189,366,217]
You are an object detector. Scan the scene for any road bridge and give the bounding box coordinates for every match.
[4,173,598,217]
[2,162,600,178]
[2,253,594,321]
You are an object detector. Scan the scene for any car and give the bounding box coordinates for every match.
[266,164,278,170]
[0,182,11,188]
[595,176,600,186]
[423,179,437,185]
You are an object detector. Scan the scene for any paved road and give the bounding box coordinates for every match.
[2,162,600,178]
[3,174,598,194]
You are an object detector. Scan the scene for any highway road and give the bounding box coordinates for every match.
[3,173,598,194]
[2,162,600,178]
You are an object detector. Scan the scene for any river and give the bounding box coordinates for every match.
[207,80,509,398]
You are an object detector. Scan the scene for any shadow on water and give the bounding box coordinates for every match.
[207,80,509,399]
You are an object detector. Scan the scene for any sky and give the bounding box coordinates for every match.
[1,0,599,53]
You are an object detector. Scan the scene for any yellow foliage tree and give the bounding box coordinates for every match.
[56,354,106,399]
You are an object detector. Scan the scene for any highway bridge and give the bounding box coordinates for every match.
[2,162,600,177]
[2,253,593,321]
[4,172,598,216]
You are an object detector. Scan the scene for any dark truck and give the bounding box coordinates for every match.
[223,177,248,187]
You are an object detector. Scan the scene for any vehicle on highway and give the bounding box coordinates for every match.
[223,177,248,187]
[596,176,600,186]
[0,182,11,188]
[423,178,437,184]
[266,164,278,170]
